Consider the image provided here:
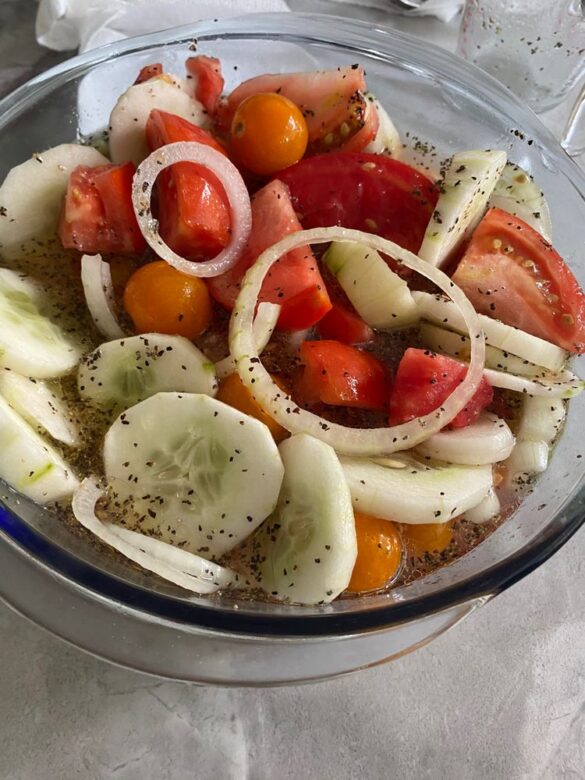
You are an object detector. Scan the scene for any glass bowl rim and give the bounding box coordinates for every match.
[0,12,584,639]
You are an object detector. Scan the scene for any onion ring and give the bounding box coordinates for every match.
[229,227,486,457]
[132,141,252,278]
[81,254,125,340]
[215,301,280,380]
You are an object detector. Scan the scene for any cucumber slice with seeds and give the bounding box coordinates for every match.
[0,395,79,503]
[0,268,82,378]
[323,241,418,330]
[257,433,357,605]
[78,333,218,411]
[418,149,507,267]
[103,392,284,559]
[488,162,552,241]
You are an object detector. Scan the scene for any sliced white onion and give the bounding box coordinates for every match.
[505,440,549,482]
[517,396,566,444]
[132,141,252,278]
[81,254,125,340]
[215,302,280,380]
[416,413,515,466]
[229,226,486,457]
[72,478,235,594]
[484,367,584,399]
[465,487,501,524]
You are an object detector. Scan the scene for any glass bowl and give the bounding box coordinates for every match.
[0,13,583,685]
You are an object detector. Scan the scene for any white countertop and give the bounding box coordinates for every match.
[0,2,584,778]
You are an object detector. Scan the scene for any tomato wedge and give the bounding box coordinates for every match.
[452,208,585,353]
[186,56,224,116]
[134,63,163,85]
[59,162,146,255]
[278,152,439,255]
[207,179,332,330]
[316,303,374,345]
[296,340,391,411]
[216,66,378,154]
[145,109,230,260]
[389,348,493,429]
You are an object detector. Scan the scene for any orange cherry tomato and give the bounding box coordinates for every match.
[401,522,453,559]
[123,260,212,339]
[230,92,309,176]
[216,372,289,443]
[347,512,403,593]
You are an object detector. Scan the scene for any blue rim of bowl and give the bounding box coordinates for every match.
[0,13,584,638]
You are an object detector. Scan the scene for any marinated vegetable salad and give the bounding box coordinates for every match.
[0,55,584,605]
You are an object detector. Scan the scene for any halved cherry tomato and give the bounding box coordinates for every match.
[296,340,391,411]
[216,66,378,154]
[59,163,146,255]
[347,512,403,593]
[316,303,374,345]
[145,109,230,261]
[216,372,289,442]
[278,152,439,255]
[186,55,224,116]
[401,522,453,558]
[452,207,585,353]
[389,348,493,429]
[230,93,309,176]
[207,179,332,330]
[123,260,212,339]
[134,63,163,85]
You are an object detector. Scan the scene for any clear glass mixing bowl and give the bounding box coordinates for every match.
[0,13,583,685]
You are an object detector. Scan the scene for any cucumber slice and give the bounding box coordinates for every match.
[109,76,207,165]
[418,150,507,268]
[416,413,514,466]
[488,162,552,242]
[363,94,401,156]
[465,487,501,524]
[413,291,567,373]
[0,144,109,253]
[78,334,218,411]
[517,396,565,444]
[419,322,548,377]
[340,455,493,524]
[323,241,418,329]
[0,268,82,378]
[258,433,357,605]
[0,370,80,447]
[103,392,284,558]
[0,395,79,503]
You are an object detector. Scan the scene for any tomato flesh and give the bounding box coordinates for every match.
[389,348,493,429]
[59,162,146,255]
[216,66,377,154]
[207,179,331,330]
[278,152,439,255]
[186,55,224,115]
[134,63,163,84]
[296,340,391,411]
[145,109,230,260]
[316,303,374,345]
[452,207,585,353]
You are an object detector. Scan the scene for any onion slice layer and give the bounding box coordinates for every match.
[81,254,125,340]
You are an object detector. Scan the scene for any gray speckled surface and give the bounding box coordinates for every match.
[0,2,584,778]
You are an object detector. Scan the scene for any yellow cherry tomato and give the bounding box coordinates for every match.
[347,512,403,593]
[401,522,453,559]
[216,372,289,443]
[123,260,212,339]
[230,92,309,176]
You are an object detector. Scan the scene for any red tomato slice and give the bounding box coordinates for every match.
[316,303,374,345]
[216,66,377,154]
[296,340,391,411]
[278,152,439,255]
[207,179,332,330]
[389,348,493,429]
[145,109,230,260]
[452,207,585,354]
[134,63,163,85]
[186,56,224,116]
[59,163,146,255]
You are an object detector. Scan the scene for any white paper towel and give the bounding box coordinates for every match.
[36,0,462,53]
